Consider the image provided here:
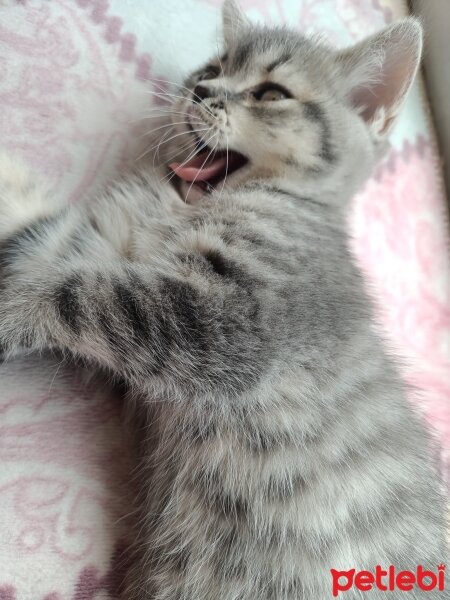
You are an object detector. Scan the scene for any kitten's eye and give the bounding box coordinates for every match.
[252,84,291,102]
[199,65,221,80]
[259,89,287,102]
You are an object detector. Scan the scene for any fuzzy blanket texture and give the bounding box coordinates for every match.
[0,1,449,599]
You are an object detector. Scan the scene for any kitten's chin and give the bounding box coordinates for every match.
[168,148,249,204]
[176,179,209,204]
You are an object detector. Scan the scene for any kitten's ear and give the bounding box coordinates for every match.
[337,19,422,138]
[222,0,251,46]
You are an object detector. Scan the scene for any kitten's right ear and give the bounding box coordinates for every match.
[222,0,251,46]
[336,19,422,140]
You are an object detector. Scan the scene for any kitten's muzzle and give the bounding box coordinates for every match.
[193,84,228,107]
[168,122,248,196]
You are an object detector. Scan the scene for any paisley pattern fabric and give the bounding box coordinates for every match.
[0,1,448,598]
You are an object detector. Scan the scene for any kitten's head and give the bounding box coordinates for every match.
[168,0,422,204]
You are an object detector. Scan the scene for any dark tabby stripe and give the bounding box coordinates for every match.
[231,42,253,71]
[211,492,249,520]
[160,542,191,573]
[54,275,83,335]
[160,276,210,357]
[245,427,296,452]
[187,422,217,443]
[250,183,321,207]
[212,539,247,581]
[282,155,300,168]
[192,467,248,520]
[266,53,291,72]
[203,250,231,277]
[99,275,172,371]
[203,250,250,284]
[114,280,150,345]
[302,101,335,165]
[213,524,248,581]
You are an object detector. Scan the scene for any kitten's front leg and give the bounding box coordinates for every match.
[0,153,128,361]
[0,154,65,356]
[0,155,269,398]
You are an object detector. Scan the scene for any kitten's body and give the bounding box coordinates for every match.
[0,2,447,599]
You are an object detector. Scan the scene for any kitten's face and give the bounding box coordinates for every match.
[166,1,421,204]
[169,30,344,203]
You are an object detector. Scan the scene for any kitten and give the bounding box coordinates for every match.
[0,1,448,598]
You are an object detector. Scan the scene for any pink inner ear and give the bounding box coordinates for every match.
[351,55,412,124]
[351,87,380,122]
[345,21,422,131]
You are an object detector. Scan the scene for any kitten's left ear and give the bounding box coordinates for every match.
[222,0,251,46]
[336,19,422,138]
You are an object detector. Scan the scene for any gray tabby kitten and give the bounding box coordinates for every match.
[0,1,448,598]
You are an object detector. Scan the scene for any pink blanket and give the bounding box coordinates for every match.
[0,1,449,598]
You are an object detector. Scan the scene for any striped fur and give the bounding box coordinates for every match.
[0,3,447,599]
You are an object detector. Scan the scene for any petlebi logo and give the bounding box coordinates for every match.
[330,565,446,597]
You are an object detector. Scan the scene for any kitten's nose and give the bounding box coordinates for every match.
[194,84,213,101]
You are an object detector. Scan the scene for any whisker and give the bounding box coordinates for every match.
[161,128,217,181]
[145,127,210,155]
[185,137,219,199]
[137,127,210,163]
[139,120,200,138]
[144,90,216,121]
[162,138,215,185]
[129,110,192,123]
[157,137,202,170]
[138,123,202,143]
[145,89,190,105]
[153,127,206,168]
[219,132,229,199]
[144,92,175,105]
[148,76,194,96]
[149,77,210,108]
[152,127,177,168]
[146,79,217,119]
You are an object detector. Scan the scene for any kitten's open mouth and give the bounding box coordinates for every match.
[168,133,248,194]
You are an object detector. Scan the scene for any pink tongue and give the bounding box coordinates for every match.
[169,151,228,182]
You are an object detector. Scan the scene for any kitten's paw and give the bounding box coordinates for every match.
[0,152,61,239]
